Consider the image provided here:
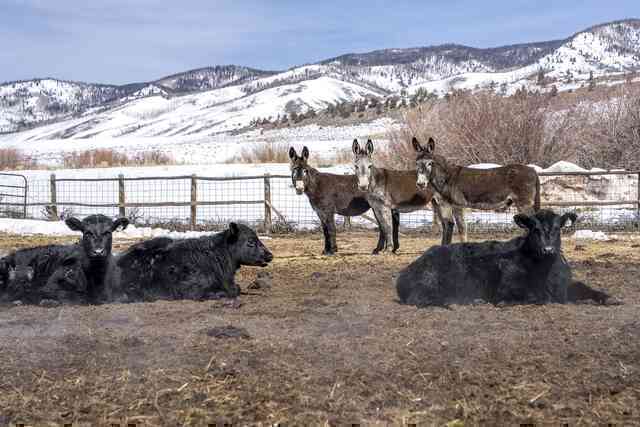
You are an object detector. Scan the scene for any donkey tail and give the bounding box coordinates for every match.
[533,173,541,211]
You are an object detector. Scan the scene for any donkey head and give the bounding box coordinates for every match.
[412,137,436,190]
[514,209,577,259]
[352,138,374,191]
[289,146,310,195]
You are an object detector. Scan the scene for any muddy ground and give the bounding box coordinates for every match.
[0,231,639,426]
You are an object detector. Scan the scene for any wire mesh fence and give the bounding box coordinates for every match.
[0,170,638,234]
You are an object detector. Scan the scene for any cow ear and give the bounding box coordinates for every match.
[426,137,436,153]
[227,222,240,243]
[112,217,129,232]
[366,139,374,156]
[301,146,309,161]
[513,214,533,230]
[560,212,578,228]
[288,147,297,161]
[352,139,360,155]
[412,137,423,152]
[65,217,84,232]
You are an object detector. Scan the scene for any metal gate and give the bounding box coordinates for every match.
[0,173,28,219]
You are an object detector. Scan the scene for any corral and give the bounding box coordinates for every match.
[0,231,638,425]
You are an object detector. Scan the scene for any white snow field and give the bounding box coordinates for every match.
[0,161,636,234]
[0,118,397,166]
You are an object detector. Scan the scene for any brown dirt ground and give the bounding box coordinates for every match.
[0,231,639,426]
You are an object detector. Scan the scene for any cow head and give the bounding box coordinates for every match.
[412,137,436,190]
[352,138,375,191]
[226,222,273,267]
[65,214,129,260]
[514,210,577,259]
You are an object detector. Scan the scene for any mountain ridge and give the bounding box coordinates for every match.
[1,18,639,135]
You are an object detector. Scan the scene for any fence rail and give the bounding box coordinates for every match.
[0,170,638,233]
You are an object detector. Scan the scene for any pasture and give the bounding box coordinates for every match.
[0,231,638,425]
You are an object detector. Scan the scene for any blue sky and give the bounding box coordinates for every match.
[0,0,637,84]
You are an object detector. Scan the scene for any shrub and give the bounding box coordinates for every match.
[0,148,37,170]
[384,90,583,169]
[62,149,173,169]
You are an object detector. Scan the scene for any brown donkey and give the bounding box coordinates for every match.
[352,139,466,250]
[412,136,540,243]
[289,146,399,255]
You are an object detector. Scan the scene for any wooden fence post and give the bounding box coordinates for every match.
[49,173,58,220]
[190,174,197,230]
[264,173,272,234]
[118,174,126,218]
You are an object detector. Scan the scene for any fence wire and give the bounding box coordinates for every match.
[0,171,638,233]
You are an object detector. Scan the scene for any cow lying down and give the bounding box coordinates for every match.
[396,210,616,307]
[0,214,129,305]
[117,223,273,301]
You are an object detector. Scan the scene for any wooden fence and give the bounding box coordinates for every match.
[0,170,638,232]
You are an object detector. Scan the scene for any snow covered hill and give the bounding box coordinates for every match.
[1,19,639,137]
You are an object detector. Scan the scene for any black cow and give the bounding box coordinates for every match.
[63,214,129,303]
[0,215,128,305]
[0,244,84,304]
[396,210,614,307]
[117,223,273,301]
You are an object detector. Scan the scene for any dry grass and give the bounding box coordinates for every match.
[62,149,174,169]
[226,143,291,164]
[227,143,352,166]
[0,148,37,171]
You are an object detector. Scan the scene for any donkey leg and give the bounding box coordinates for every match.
[371,205,393,254]
[452,207,467,243]
[325,215,338,255]
[433,199,455,245]
[372,210,387,254]
[392,209,400,253]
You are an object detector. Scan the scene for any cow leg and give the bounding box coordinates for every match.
[392,209,400,253]
[452,207,467,243]
[567,281,616,305]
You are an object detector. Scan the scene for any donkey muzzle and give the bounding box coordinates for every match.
[294,180,305,194]
[357,177,370,191]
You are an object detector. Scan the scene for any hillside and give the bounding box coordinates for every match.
[0,18,639,137]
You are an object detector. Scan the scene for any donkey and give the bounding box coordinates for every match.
[289,146,399,255]
[352,139,466,250]
[413,137,541,233]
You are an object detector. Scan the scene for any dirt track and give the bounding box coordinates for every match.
[0,231,639,426]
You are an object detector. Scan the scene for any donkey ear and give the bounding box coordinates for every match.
[560,212,578,228]
[65,217,84,232]
[366,139,374,156]
[301,146,309,161]
[426,137,436,153]
[352,139,360,155]
[412,137,423,152]
[513,214,534,230]
[288,147,297,160]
